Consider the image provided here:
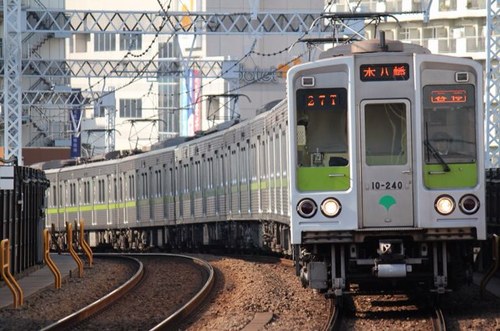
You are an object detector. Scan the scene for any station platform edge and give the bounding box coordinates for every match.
[0,254,78,309]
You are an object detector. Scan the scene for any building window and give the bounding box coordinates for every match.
[120,30,142,50]
[439,0,457,11]
[399,27,420,41]
[423,26,447,39]
[158,41,181,138]
[94,105,106,118]
[119,99,142,118]
[73,34,90,53]
[94,33,116,52]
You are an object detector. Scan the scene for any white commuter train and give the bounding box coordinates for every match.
[40,36,486,298]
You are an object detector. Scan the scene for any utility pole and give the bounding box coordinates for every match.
[2,0,22,164]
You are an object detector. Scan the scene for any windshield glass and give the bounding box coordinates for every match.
[423,84,476,164]
[295,88,348,167]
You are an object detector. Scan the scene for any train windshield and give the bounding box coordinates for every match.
[364,103,408,166]
[295,88,348,167]
[423,84,476,164]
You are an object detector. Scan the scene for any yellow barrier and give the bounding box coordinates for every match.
[79,220,93,267]
[43,229,62,289]
[0,239,24,308]
[66,222,84,277]
[481,234,500,298]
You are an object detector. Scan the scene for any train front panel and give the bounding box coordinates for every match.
[287,40,485,296]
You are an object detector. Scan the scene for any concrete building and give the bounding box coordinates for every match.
[65,0,325,155]
[0,0,495,160]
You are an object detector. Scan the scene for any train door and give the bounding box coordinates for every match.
[360,99,413,227]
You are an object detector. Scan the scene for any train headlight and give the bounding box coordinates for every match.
[297,199,317,218]
[459,194,480,215]
[435,195,455,215]
[321,198,341,218]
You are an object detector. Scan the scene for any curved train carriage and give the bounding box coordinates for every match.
[41,37,486,297]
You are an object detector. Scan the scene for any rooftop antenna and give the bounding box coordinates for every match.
[379,31,388,51]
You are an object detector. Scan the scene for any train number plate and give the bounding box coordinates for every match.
[371,181,403,190]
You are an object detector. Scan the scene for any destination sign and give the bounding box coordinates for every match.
[296,88,347,111]
[360,63,410,81]
[423,84,475,108]
[430,89,467,104]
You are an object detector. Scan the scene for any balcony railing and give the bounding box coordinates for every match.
[401,36,485,55]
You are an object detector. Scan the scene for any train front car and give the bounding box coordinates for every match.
[287,38,486,299]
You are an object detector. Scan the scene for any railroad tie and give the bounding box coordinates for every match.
[242,312,274,331]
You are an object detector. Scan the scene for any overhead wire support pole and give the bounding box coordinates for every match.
[486,0,499,168]
[3,0,23,164]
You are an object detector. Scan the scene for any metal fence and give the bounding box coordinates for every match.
[1,165,49,276]
[486,168,500,234]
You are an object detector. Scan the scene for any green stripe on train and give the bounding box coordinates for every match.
[47,200,137,215]
[45,178,284,215]
[297,166,350,191]
[423,163,477,188]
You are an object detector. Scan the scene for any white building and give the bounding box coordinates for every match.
[0,0,495,159]
[65,0,325,155]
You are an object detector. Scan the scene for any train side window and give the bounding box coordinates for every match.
[128,174,135,200]
[70,183,76,206]
[58,184,62,206]
[119,177,123,202]
[52,185,57,206]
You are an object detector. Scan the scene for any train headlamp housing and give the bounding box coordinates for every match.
[435,195,455,215]
[459,194,480,215]
[320,198,342,218]
[297,199,317,218]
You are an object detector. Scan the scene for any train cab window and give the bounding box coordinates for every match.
[364,103,407,166]
[295,88,348,167]
[423,84,476,164]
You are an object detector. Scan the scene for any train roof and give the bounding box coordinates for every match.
[150,136,192,151]
[319,36,431,59]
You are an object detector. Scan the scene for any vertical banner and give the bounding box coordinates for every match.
[186,69,194,136]
[180,69,202,136]
[69,89,82,158]
[193,69,202,133]
[180,74,189,136]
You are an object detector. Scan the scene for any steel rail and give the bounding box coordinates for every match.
[41,253,214,331]
[323,299,342,331]
[41,254,144,331]
[149,253,215,331]
[431,307,447,331]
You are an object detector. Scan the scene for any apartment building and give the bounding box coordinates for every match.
[0,0,493,158]
[64,0,324,154]
[333,0,487,63]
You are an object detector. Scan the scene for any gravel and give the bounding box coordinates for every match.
[179,255,331,331]
[1,254,499,331]
[0,257,137,331]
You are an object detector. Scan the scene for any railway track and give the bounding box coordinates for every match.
[431,306,447,331]
[41,253,214,331]
[322,299,342,331]
[339,292,450,330]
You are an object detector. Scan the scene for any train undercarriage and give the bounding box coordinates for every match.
[60,220,292,256]
[55,220,478,300]
[297,233,478,300]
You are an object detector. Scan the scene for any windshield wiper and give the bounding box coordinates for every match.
[424,140,450,172]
